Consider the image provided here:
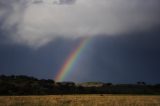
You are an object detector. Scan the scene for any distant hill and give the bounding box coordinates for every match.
[0,75,160,95]
[78,82,104,87]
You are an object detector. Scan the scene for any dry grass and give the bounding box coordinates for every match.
[0,95,160,106]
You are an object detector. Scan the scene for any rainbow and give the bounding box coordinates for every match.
[55,37,90,82]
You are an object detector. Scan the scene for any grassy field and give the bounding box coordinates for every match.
[0,95,160,106]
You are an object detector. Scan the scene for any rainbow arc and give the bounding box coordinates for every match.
[55,37,90,82]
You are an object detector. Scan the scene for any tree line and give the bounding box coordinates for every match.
[0,75,160,95]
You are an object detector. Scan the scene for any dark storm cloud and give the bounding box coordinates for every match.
[0,37,76,78]
[0,28,160,83]
[85,27,160,83]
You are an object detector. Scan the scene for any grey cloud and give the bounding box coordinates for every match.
[33,0,43,4]
[58,0,76,5]
[0,0,160,48]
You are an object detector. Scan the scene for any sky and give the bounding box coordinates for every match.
[0,0,160,83]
